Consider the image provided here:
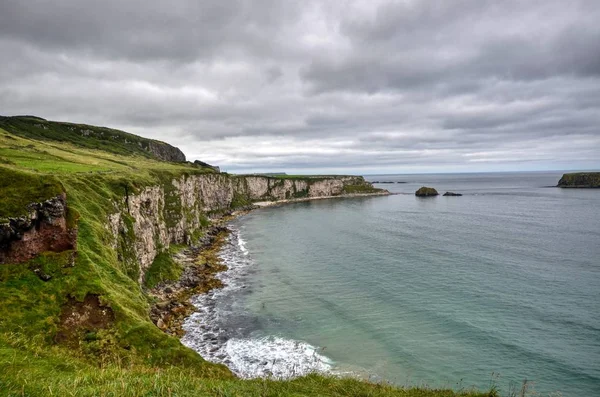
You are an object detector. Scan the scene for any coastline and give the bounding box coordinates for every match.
[150,190,391,346]
[253,191,392,208]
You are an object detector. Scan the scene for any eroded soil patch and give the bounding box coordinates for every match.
[55,294,114,346]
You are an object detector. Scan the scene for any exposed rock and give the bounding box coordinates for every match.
[146,141,186,162]
[415,186,439,197]
[443,192,463,196]
[557,172,600,188]
[0,194,77,264]
[193,160,220,172]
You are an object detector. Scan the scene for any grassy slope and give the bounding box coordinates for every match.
[0,115,178,160]
[0,123,494,396]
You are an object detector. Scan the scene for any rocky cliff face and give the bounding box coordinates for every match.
[107,174,379,284]
[557,172,600,188]
[146,141,186,162]
[0,194,77,264]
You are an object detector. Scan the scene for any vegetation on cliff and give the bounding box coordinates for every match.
[0,115,186,162]
[0,119,494,396]
[557,172,600,188]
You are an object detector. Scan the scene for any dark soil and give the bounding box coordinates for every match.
[55,294,115,346]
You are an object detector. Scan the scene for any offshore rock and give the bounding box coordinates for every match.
[557,172,600,188]
[443,192,463,196]
[415,186,439,197]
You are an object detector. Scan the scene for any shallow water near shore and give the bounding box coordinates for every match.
[183,171,600,396]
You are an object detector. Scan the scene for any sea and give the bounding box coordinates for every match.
[182,171,600,396]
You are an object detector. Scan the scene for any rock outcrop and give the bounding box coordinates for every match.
[443,192,462,196]
[0,193,77,264]
[147,141,186,162]
[415,186,439,197]
[557,172,600,188]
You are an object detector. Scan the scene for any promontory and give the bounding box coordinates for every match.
[557,172,600,188]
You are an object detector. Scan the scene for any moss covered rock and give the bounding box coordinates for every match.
[415,186,439,197]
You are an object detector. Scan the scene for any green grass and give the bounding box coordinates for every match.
[144,245,185,289]
[0,119,498,396]
[0,115,182,161]
[0,335,496,396]
[342,184,383,194]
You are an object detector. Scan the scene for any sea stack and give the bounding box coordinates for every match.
[415,186,439,197]
[557,172,600,188]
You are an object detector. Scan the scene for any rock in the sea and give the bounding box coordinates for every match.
[443,192,462,196]
[415,186,439,197]
[557,172,600,188]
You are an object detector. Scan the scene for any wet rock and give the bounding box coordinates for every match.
[443,191,463,196]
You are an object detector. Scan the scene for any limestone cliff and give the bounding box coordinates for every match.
[107,174,383,284]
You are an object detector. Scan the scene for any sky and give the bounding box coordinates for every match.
[1,0,599,174]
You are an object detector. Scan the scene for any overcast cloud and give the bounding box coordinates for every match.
[1,0,599,173]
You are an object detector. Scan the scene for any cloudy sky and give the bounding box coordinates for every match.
[1,0,599,174]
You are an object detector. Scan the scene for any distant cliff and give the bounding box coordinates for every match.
[0,115,186,162]
[557,172,600,188]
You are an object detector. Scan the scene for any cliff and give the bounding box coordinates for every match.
[106,173,380,284]
[557,172,600,188]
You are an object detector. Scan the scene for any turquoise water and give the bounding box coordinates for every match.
[183,172,600,396]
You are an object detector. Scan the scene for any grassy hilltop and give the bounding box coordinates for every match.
[0,116,495,396]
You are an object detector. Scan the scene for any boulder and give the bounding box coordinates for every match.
[415,187,439,197]
[443,192,462,196]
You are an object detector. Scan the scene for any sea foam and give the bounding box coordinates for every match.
[181,226,332,379]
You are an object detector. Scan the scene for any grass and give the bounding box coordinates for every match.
[0,118,498,396]
[0,336,496,396]
[144,245,185,289]
[342,184,384,194]
[0,115,182,161]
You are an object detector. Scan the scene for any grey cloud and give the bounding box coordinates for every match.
[0,0,599,173]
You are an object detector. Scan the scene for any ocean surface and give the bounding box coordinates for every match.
[182,171,600,396]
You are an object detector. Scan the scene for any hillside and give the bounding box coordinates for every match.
[0,118,492,396]
[0,115,186,162]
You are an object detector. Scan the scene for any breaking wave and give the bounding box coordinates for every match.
[181,225,333,379]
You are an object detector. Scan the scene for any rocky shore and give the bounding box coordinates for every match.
[149,190,390,337]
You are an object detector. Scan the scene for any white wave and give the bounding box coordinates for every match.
[225,336,332,379]
[181,226,333,379]
[238,235,249,256]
